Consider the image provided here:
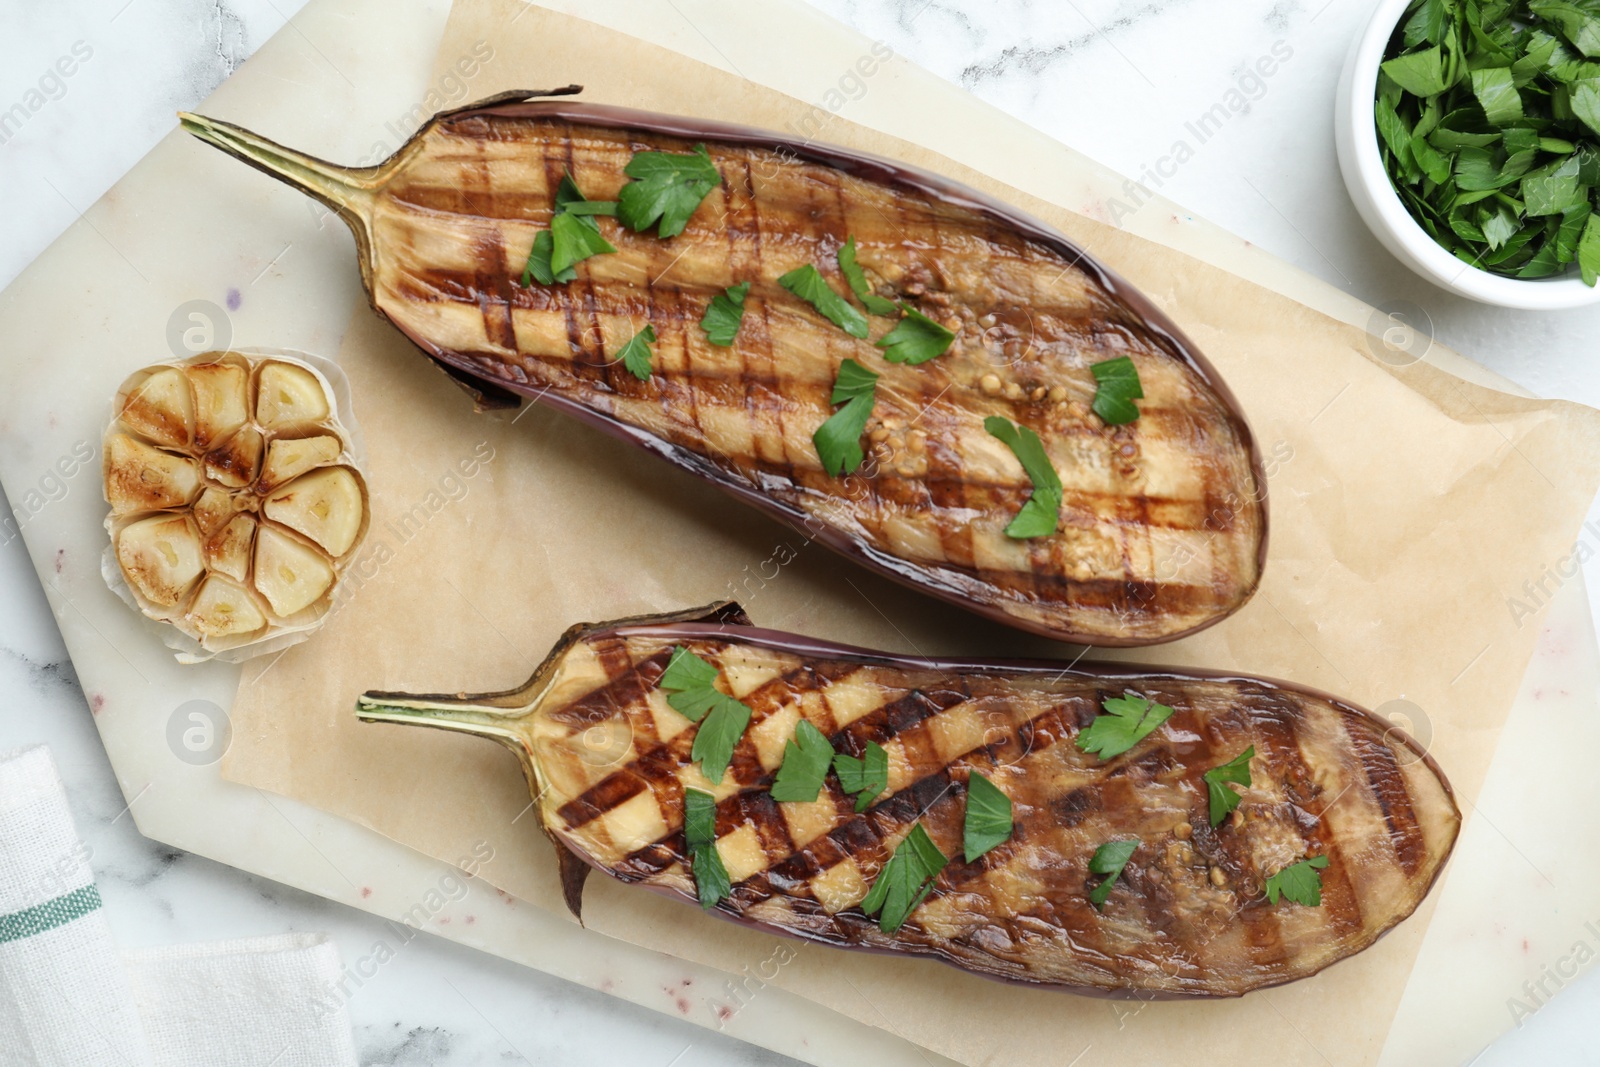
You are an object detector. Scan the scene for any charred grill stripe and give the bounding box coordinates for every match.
[743,159,801,483]
[729,157,772,483]
[1251,696,1366,943]
[544,641,667,734]
[610,834,682,882]
[846,686,969,748]
[1232,697,1311,968]
[733,787,801,883]
[1294,723,1369,942]
[554,771,649,830]
[1346,713,1427,878]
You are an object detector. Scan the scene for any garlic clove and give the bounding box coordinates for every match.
[203,425,264,489]
[105,433,201,514]
[187,358,250,450]
[206,512,257,583]
[256,361,331,429]
[259,434,341,493]
[117,514,205,607]
[263,466,364,557]
[119,366,194,449]
[185,574,267,638]
[253,525,335,616]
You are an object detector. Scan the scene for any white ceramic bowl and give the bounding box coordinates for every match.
[1335,0,1600,309]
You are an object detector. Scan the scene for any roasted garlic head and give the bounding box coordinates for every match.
[103,351,369,658]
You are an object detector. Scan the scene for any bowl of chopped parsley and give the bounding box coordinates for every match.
[1336,0,1600,308]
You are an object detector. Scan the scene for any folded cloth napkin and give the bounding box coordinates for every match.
[122,935,357,1067]
[0,747,358,1067]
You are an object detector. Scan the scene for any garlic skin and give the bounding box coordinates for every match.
[101,350,370,661]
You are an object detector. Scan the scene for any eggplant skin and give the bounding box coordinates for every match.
[182,95,1267,646]
[358,603,1458,999]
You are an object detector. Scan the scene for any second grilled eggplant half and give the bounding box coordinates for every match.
[357,603,1457,998]
[180,92,1266,645]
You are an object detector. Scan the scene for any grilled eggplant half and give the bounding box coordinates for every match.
[356,603,1457,998]
[180,92,1266,645]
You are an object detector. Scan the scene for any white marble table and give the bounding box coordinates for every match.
[3,0,1600,1063]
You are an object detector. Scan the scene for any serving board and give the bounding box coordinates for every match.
[1,0,1597,1064]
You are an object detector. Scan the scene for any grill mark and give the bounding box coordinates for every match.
[463,145,518,353]
[728,158,778,484]
[555,772,648,830]
[1247,696,1365,945]
[826,170,898,552]
[1346,719,1427,878]
[742,161,800,483]
[921,193,982,572]
[544,644,665,736]
[1230,698,1307,968]
[610,834,681,882]
[652,281,679,430]
[846,686,969,748]
[734,788,799,880]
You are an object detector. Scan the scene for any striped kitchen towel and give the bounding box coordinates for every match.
[0,747,357,1066]
[0,745,152,1066]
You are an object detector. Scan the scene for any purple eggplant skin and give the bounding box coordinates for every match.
[180,90,1269,647]
[356,601,1459,999]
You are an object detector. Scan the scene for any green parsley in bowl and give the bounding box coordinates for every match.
[1336,0,1600,307]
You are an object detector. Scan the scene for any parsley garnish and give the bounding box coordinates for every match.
[550,211,617,276]
[962,772,1012,862]
[659,646,723,720]
[779,264,869,339]
[659,646,753,785]
[860,824,947,934]
[984,415,1062,539]
[833,741,888,812]
[700,282,750,347]
[684,787,731,908]
[1265,855,1329,907]
[838,236,899,315]
[1376,1,1600,282]
[1078,692,1174,761]
[553,171,614,223]
[1087,838,1139,909]
[617,144,720,238]
[877,305,955,365]
[615,325,657,381]
[813,359,880,477]
[522,172,616,286]
[1203,746,1254,827]
[1090,356,1143,425]
[691,700,751,786]
[770,720,835,803]
[521,232,570,287]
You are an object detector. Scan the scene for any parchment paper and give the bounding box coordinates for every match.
[221,2,1600,1064]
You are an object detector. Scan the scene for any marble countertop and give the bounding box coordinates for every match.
[3,0,1600,1063]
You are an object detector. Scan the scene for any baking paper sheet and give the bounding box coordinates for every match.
[212,2,1600,1064]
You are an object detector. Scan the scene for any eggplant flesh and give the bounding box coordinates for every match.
[356,603,1458,998]
[180,93,1266,646]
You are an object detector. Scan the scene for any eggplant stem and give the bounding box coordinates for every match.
[355,693,527,748]
[178,111,383,282]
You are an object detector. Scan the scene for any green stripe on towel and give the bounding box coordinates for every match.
[0,885,103,944]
